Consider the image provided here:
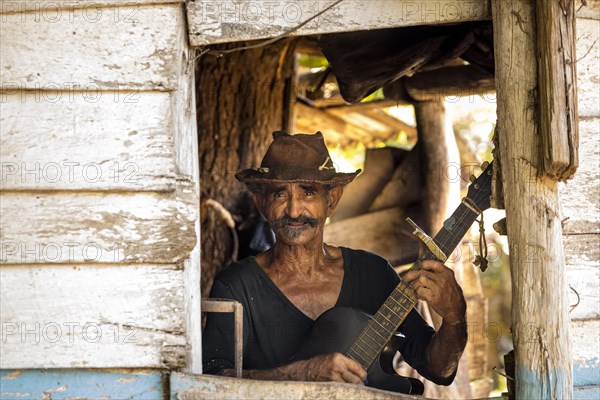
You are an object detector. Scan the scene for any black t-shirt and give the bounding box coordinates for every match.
[202,247,438,380]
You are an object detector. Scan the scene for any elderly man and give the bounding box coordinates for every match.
[202,132,467,394]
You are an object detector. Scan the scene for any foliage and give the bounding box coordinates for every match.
[360,88,385,103]
[298,54,329,69]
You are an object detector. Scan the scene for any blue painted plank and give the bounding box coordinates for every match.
[0,369,165,400]
[574,386,600,400]
[574,359,600,388]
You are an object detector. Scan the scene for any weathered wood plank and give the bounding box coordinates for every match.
[0,369,165,399]
[576,0,600,20]
[563,234,600,268]
[571,320,600,366]
[0,264,186,368]
[0,3,183,90]
[1,0,182,13]
[535,0,579,180]
[571,319,600,398]
[559,118,600,234]
[0,92,177,191]
[170,372,425,400]
[0,191,198,264]
[576,18,600,117]
[168,10,203,374]
[566,264,600,320]
[187,0,491,46]
[492,0,572,398]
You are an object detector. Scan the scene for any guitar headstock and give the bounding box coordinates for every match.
[466,161,494,212]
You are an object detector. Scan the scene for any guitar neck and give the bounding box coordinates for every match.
[422,203,481,261]
[345,202,480,370]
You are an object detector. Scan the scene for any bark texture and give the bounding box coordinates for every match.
[196,40,296,297]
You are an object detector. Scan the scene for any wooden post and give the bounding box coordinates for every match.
[414,101,461,235]
[414,101,472,398]
[535,0,579,180]
[491,1,573,398]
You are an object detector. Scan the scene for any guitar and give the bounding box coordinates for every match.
[292,161,494,394]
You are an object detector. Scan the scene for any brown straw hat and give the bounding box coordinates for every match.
[235,131,361,186]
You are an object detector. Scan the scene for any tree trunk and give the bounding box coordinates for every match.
[196,40,296,297]
[492,0,573,398]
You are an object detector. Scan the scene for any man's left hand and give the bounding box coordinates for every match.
[402,260,466,324]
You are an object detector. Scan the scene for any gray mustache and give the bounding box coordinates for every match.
[272,215,319,229]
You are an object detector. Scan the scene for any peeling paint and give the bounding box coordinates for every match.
[116,377,137,384]
[1,265,186,369]
[0,190,198,264]
[516,365,572,400]
[170,372,426,400]
[1,4,182,90]
[0,370,164,399]
[2,371,22,380]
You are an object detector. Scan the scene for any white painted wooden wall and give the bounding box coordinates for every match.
[562,2,600,396]
[1,1,597,393]
[186,0,491,46]
[0,0,202,371]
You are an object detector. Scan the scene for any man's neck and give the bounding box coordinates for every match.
[264,240,338,277]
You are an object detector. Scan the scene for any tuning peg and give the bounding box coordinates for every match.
[481,161,489,171]
[469,174,476,183]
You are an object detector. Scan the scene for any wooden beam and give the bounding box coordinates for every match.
[324,99,411,111]
[385,65,495,102]
[535,0,579,180]
[187,0,491,46]
[0,0,183,13]
[361,109,418,139]
[171,372,431,400]
[491,0,572,398]
[295,102,373,145]
[320,101,417,140]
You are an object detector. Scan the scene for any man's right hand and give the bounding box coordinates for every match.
[302,353,367,384]
[220,352,368,385]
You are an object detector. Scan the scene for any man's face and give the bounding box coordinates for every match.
[255,182,341,246]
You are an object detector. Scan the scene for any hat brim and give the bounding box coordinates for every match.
[235,168,361,186]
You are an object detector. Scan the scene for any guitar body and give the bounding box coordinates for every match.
[293,307,424,395]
